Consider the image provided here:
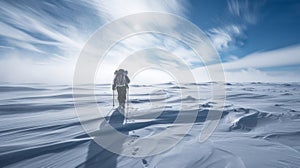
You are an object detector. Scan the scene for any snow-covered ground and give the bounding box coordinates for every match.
[1,82,300,168]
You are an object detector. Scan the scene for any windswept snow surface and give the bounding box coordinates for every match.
[1,82,300,168]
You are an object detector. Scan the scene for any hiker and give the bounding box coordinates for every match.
[112,69,130,108]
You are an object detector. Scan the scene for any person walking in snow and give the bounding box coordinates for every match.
[112,69,130,108]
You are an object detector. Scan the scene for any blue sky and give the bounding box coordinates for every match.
[0,0,299,83]
[187,0,300,59]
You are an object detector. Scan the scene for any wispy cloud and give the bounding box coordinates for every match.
[207,0,263,51]
[207,25,245,51]
[0,1,104,64]
[227,0,263,24]
[0,45,14,49]
[88,0,189,21]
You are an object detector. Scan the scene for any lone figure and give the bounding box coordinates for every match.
[112,69,130,108]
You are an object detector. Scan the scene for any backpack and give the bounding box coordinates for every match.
[114,69,128,87]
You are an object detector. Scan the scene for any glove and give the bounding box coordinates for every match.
[112,84,116,90]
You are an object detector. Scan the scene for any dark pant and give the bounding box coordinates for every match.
[117,86,127,105]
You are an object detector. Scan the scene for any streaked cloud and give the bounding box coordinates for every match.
[88,0,189,21]
[227,0,263,24]
[207,0,264,51]
[193,44,300,82]
[0,0,191,84]
[0,0,299,84]
[223,45,300,70]
[207,25,245,50]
